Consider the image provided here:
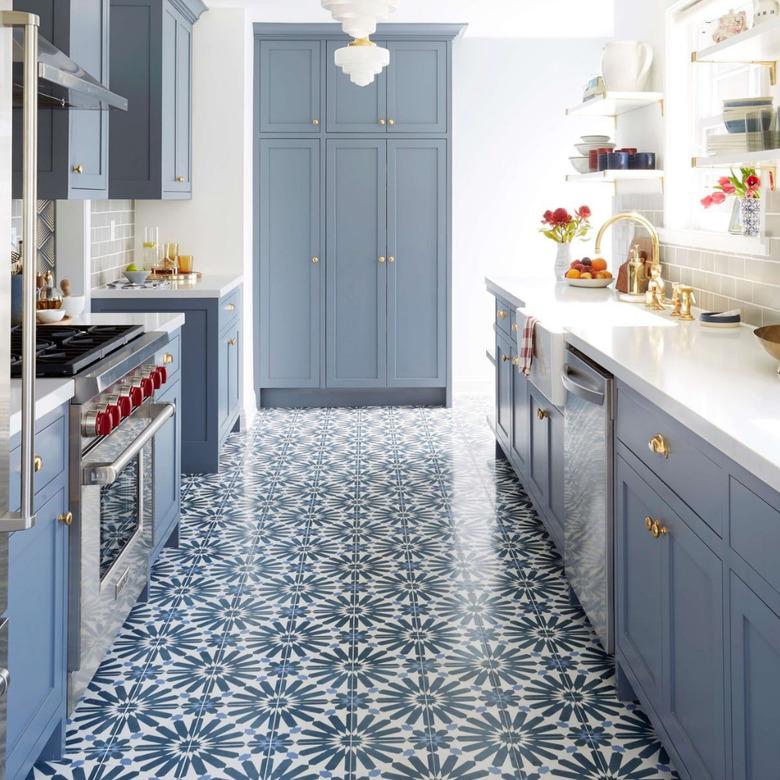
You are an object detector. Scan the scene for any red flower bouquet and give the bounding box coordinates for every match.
[540,205,592,243]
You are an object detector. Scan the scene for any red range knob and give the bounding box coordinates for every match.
[128,385,143,408]
[150,368,162,390]
[105,403,122,428]
[157,366,167,385]
[140,377,153,399]
[116,395,132,418]
[95,410,114,437]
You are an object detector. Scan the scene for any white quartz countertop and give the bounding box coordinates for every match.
[486,274,780,495]
[9,311,186,437]
[91,273,243,300]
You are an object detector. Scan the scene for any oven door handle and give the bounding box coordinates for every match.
[82,403,175,486]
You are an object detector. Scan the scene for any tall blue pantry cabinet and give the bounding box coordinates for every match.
[254,24,464,408]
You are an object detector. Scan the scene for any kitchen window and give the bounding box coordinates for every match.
[665,0,771,251]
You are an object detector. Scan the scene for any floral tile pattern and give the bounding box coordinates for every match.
[34,397,677,780]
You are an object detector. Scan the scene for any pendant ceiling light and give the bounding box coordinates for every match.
[334,37,390,87]
[322,0,398,39]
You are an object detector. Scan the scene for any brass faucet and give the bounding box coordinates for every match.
[594,211,664,308]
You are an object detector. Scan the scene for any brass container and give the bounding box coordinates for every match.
[755,325,780,368]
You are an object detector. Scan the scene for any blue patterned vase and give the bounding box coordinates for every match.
[741,197,761,237]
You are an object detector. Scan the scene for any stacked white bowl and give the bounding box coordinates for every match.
[570,134,615,174]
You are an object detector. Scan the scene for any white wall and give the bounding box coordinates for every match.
[137,2,617,402]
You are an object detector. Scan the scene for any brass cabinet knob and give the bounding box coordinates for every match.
[224,303,236,312]
[312,118,320,126]
[648,433,670,459]
[645,516,668,539]
[378,256,386,264]
[378,118,386,126]
[388,118,396,125]
[388,256,395,263]
[511,323,519,333]
[162,353,174,365]
[33,455,43,473]
[501,355,511,363]
[536,408,548,421]
[497,310,508,320]
[57,512,73,526]
[176,175,185,182]
[228,337,237,346]
[311,256,319,264]
[512,356,520,367]
[71,164,84,174]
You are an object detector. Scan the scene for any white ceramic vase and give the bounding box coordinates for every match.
[601,41,654,92]
[555,242,572,280]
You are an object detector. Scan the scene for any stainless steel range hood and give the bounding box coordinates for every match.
[12,28,128,110]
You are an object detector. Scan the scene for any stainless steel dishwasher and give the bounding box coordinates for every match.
[562,347,614,654]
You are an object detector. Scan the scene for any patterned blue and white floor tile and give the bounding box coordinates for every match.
[34,398,677,780]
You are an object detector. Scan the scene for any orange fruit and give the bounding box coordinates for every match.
[565,269,581,279]
[592,258,607,272]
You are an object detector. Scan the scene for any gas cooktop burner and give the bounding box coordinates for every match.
[10,324,145,378]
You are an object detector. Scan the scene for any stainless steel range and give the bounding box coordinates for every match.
[65,329,175,710]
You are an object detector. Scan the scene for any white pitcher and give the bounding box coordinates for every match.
[601,41,654,92]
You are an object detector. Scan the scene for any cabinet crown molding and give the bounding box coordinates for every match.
[169,0,207,24]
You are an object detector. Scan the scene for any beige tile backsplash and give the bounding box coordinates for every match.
[613,194,780,327]
[90,200,136,288]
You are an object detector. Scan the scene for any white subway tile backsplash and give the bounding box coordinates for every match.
[90,200,135,289]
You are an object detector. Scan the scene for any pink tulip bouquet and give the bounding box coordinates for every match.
[701,168,761,209]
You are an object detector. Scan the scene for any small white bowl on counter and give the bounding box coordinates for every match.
[36,308,66,324]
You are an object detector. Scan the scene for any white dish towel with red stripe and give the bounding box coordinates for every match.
[519,316,538,376]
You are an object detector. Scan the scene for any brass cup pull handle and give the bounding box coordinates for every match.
[228,338,237,347]
[648,433,670,459]
[71,164,84,174]
[378,118,386,126]
[57,512,73,527]
[645,516,669,539]
[162,353,174,365]
[33,455,43,473]
[537,408,548,421]
[379,256,386,264]
[497,310,508,320]
[312,118,320,126]
[311,256,319,264]
[176,175,185,183]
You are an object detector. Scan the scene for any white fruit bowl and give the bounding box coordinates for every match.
[564,276,614,288]
[36,308,66,323]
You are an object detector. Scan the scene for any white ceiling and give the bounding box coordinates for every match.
[205,0,616,38]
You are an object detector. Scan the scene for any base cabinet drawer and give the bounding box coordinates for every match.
[616,453,726,780]
[730,574,780,780]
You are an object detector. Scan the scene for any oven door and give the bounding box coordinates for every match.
[68,402,173,710]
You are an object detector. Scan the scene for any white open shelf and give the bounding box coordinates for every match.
[693,148,780,167]
[566,169,664,185]
[694,18,780,63]
[566,91,664,118]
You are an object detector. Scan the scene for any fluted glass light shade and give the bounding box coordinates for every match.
[321,0,398,39]
[334,38,390,87]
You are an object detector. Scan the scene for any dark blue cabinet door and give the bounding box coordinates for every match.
[68,0,109,193]
[494,331,512,451]
[326,39,386,133]
[162,3,192,194]
[227,323,241,421]
[510,345,528,470]
[615,456,666,719]
[386,40,447,134]
[528,384,550,508]
[258,40,321,133]
[258,139,321,388]
[663,499,725,780]
[6,485,68,780]
[730,575,780,780]
[387,139,446,387]
[153,377,181,554]
[326,140,387,388]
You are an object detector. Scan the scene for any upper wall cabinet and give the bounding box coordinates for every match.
[258,40,323,133]
[12,0,110,199]
[109,0,207,199]
[324,38,447,134]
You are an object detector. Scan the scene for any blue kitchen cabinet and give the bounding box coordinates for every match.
[109,0,206,199]
[92,291,243,473]
[152,375,181,562]
[324,38,447,134]
[387,139,446,386]
[257,139,321,388]
[257,40,322,133]
[510,343,528,471]
[6,406,69,780]
[494,329,513,454]
[326,139,387,388]
[12,0,110,199]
